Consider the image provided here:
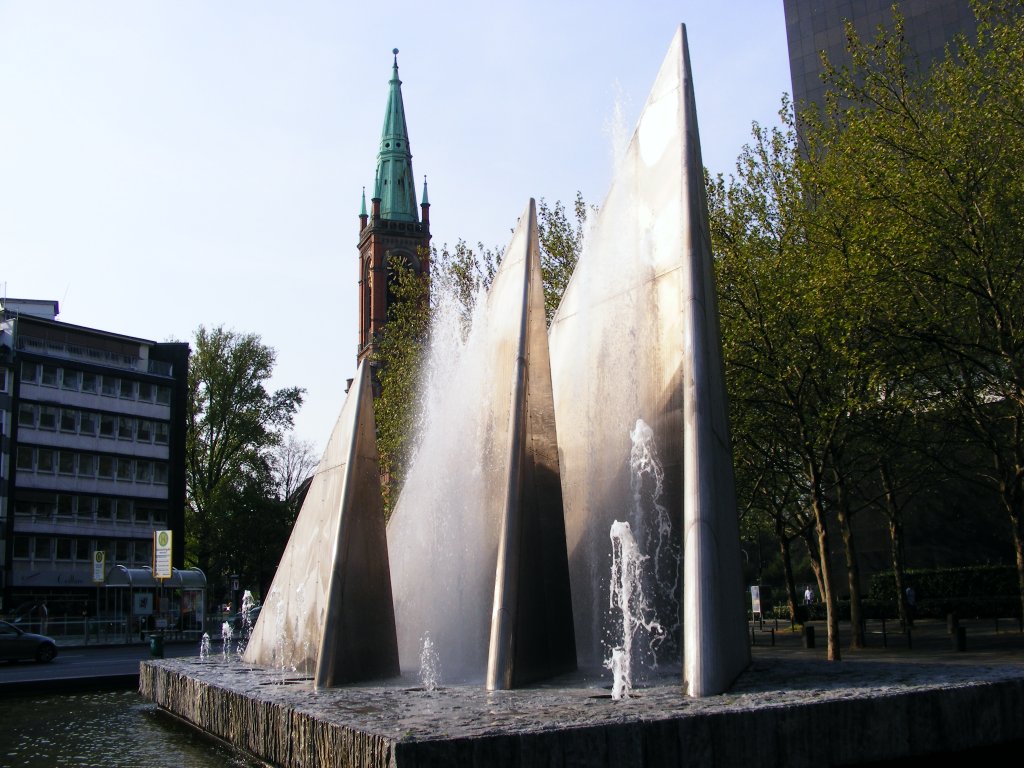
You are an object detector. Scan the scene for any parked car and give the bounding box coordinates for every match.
[0,619,58,663]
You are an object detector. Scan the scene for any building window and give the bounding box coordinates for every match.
[98,456,115,479]
[118,417,134,440]
[114,500,131,522]
[56,538,74,561]
[13,536,30,559]
[16,446,34,470]
[57,495,74,516]
[101,376,118,397]
[38,406,58,430]
[0,366,7,392]
[78,496,96,520]
[137,420,153,442]
[61,369,81,390]
[151,506,167,525]
[40,364,58,387]
[153,462,169,484]
[156,386,171,405]
[78,454,96,477]
[116,458,132,481]
[138,382,154,402]
[36,537,54,561]
[58,452,75,475]
[134,540,152,565]
[60,409,78,432]
[20,361,38,383]
[154,422,169,445]
[135,460,153,483]
[133,506,151,524]
[18,403,35,427]
[99,414,115,437]
[80,411,97,435]
[81,372,98,393]
[119,380,136,400]
[36,448,55,473]
[96,498,113,519]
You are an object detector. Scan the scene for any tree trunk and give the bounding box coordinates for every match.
[809,480,841,661]
[776,516,799,623]
[834,473,864,649]
[879,460,910,628]
[802,527,825,603]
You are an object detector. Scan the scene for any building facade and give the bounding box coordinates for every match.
[783,0,978,110]
[357,49,431,368]
[0,298,188,617]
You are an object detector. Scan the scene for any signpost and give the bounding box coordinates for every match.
[153,530,173,579]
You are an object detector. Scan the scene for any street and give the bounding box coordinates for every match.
[0,640,200,689]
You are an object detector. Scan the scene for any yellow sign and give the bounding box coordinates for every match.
[153,530,173,579]
[92,550,106,583]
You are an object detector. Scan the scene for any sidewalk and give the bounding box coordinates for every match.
[749,616,1024,665]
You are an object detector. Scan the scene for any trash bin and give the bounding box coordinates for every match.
[149,633,165,658]
[803,624,816,649]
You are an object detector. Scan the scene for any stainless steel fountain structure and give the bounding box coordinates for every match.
[242,360,399,687]
[549,24,749,696]
[244,24,747,698]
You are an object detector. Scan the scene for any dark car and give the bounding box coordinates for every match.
[0,619,58,663]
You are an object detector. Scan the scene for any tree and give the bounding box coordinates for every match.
[185,325,304,594]
[537,192,590,324]
[815,1,1024,620]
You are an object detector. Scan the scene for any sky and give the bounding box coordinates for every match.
[0,0,793,453]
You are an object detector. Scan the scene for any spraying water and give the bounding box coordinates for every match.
[388,278,503,682]
[607,520,663,699]
[629,419,680,661]
[236,591,257,659]
[199,633,210,663]
[220,622,233,661]
[419,632,442,691]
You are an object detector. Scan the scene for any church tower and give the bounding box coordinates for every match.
[357,49,431,367]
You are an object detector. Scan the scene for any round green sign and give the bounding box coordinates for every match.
[158,531,170,547]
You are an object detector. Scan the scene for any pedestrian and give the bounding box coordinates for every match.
[804,585,813,605]
[39,601,49,634]
[905,585,916,624]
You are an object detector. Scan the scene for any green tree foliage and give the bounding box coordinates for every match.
[814,0,1024,619]
[185,325,305,595]
[712,1,1024,647]
[538,192,591,323]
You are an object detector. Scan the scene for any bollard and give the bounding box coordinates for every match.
[770,628,775,647]
[803,624,815,649]
[149,632,165,658]
[947,612,959,635]
[953,626,966,652]
[881,617,887,648]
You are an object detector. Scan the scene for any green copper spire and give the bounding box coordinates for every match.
[421,175,429,206]
[374,48,418,222]
[360,187,367,217]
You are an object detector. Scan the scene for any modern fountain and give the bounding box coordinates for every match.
[140,26,1024,767]
[242,20,748,697]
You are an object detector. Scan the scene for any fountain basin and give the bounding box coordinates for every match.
[141,656,1024,767]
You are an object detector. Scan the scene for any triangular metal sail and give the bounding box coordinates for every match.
[548,24,749,696]
[243,360,399,687]
[485,199,576,690]
[387,201,575,688]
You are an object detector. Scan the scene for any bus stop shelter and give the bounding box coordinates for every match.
[104,565,207,641]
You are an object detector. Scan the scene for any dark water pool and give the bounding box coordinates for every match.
[0,689,262,767]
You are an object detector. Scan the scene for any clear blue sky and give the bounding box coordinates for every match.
[0,0,792,451]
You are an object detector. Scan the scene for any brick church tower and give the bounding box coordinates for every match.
[357,49,431,367]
